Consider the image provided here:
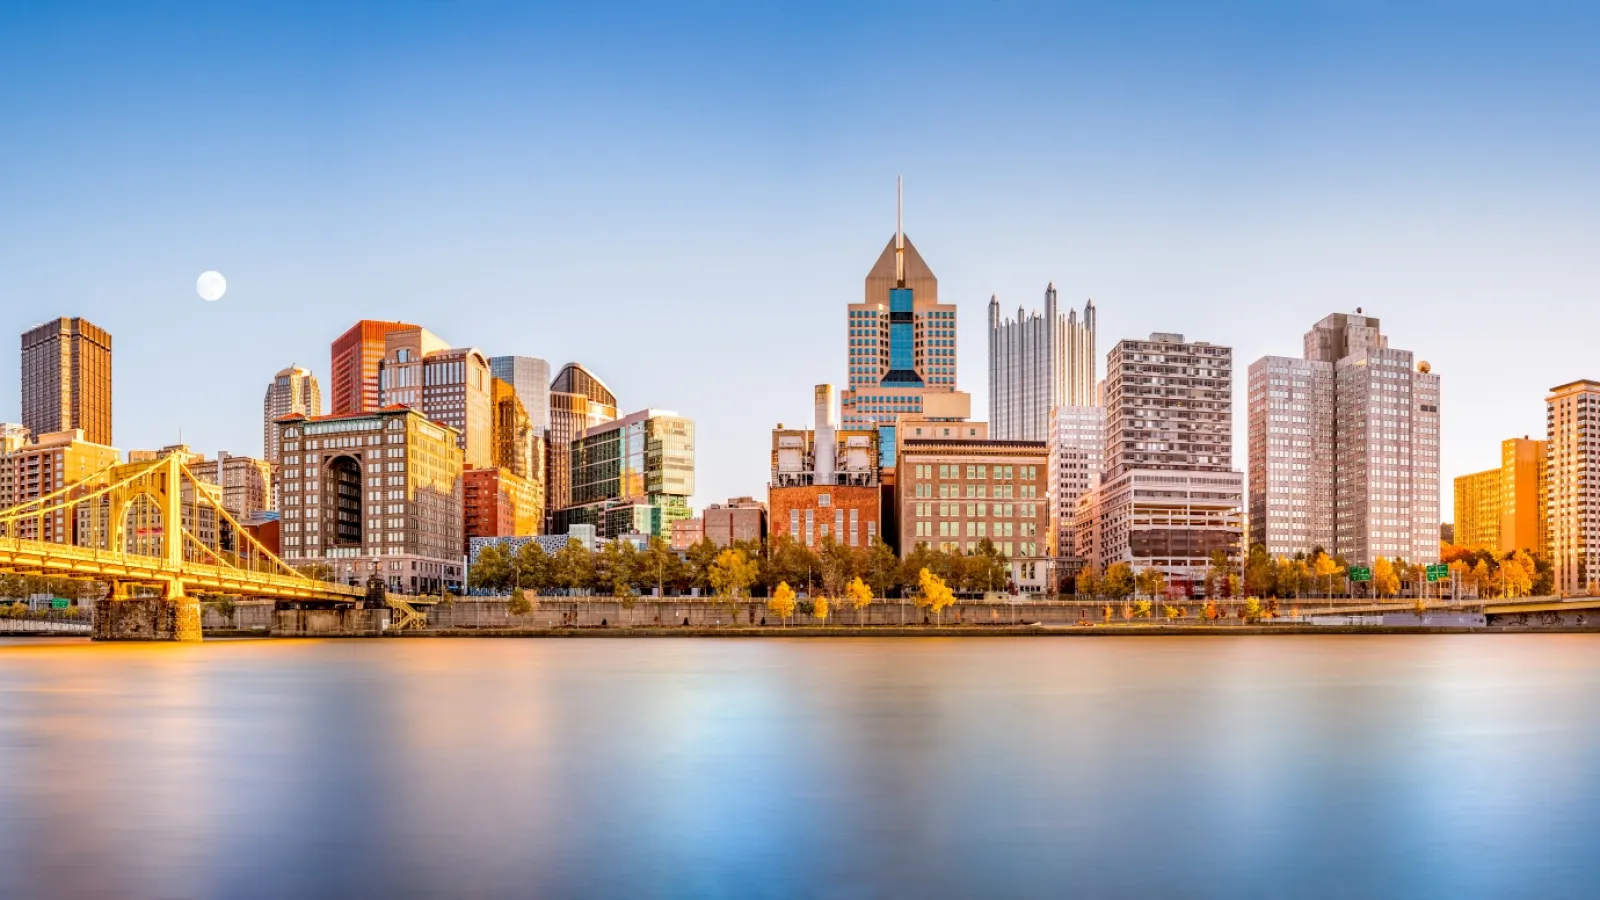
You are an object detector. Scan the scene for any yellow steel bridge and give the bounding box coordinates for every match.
[0,454,363,639]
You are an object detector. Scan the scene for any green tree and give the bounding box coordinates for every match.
[514,542,553,593]
[469,544,515,593]
[687,539,721,595]
[507,591,535,616]
[593,540,640,597]
[1242,596,1264,623]
[1204,549,1233,599]
[864,539,901,599]
[969,539,1008,593]
[816,537,861,599]
[553,539,595,594]
[1135,568,1167,603]
[1244,544,1277,597]
[640,536,687,596]
[1102,562,1135,601]
[764,536,819,596]
[1075,564,1101,600]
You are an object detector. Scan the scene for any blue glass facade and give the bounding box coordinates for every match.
[883,288,923,386]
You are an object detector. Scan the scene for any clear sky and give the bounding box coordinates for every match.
[2,1,1598,518]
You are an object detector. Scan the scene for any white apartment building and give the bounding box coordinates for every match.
[1077,333,1243,593]
[1547,381,1600,595]
[988,285,1096,441]
[1046,404,1103,571]
[1248,312,1440,565]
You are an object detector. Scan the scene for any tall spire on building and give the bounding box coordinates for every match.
[895,175,905,288]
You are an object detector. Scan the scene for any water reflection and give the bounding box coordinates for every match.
[2,636,1598,898]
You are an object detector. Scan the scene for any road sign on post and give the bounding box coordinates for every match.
[1426,564,1448,583]
[1349,566,1372,583]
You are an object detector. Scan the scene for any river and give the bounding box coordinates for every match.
[1,635,1597,899]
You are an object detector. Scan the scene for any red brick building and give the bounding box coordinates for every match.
[768,485,881,549]
[463,467,542,552]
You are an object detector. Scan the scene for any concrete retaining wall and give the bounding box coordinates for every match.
[272,608,390,636]
[430,598,1148,630]
[201,602,274,632]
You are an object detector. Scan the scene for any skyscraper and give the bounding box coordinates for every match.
[552,408,693,539]
[262,365,322,465]
[1451,437,1547,556]
[329,320,415,415]
[1247,312,1440,565]
[840,181,970,434]
[1546,381,1600,595]
[489,356,551,435]
[21,317,112,446]
[988,285,1096,441]
[547,362,619,516]
[1046,404,1104,573]
[1077,333,1242,592]
[375,327,495,469]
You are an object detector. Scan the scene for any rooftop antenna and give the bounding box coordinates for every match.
[895,175,905,288]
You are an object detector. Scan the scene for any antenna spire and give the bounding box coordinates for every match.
[895,176,905,287]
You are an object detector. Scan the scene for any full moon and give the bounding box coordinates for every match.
[197,270,227,302]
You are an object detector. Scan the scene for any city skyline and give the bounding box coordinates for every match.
[4,2,1600,515]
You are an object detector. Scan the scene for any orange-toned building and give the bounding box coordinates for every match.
[330,320,416,415]
[463,467,543,551]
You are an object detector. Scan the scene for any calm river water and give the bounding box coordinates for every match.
[1,635,1598,899]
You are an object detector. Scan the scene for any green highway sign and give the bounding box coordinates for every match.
[1426,564,1449,583]
[49,598,68,609]
[1349,567,1372,583]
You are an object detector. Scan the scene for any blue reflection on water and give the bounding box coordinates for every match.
[1,635,1598,899]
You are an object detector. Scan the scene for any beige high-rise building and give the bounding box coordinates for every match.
[1546,381,1600,595]
[189,451,275,522]
[989,285,1096,441]
[376,328,494,469]
[0,429,121,544]
[841,182,970,430]
[1078,333,1243,593]
[274,406,464,594]
[1451,437,1547,556]
[21,317,113,447]
[263,365,322,465]
[1248,312,1440,565]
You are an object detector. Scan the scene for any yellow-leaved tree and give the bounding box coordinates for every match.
[768,581,797,626]
[916,567,956,625]
[814,595,831,625]
[1312,551,1342,597]
[1372,557,1400,598]
[709,548,759,625]
[845,576,873,626]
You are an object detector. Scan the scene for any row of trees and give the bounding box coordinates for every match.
[763,569,957,626]
[468,535,1012,599]
[0,575,101,602]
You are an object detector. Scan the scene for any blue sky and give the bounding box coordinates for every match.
[2,1,1598,517]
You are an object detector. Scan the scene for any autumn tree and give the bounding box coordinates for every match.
[915,567,956,625]
[1102,562,1135,601]
[1244,544,1277,597]
[1075,564,1101,600]
[864,539,901,599]
[814,594,831,625]
[1312,551,1341,597]
[709,548,758,624]
[817,537,861,599]
[768,581,797,625]
[1135,568,1166,603]
[1372,557,1400,598]
[845,576,874,625]
[469,544,516,593]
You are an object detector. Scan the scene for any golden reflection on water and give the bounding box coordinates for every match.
[3,635,1600,898]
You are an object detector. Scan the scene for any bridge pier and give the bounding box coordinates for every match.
[164,582,202,642]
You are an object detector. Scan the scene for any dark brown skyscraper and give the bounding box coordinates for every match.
[21,317,113,445]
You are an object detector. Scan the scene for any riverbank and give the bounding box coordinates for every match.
[192,624,1600,639]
